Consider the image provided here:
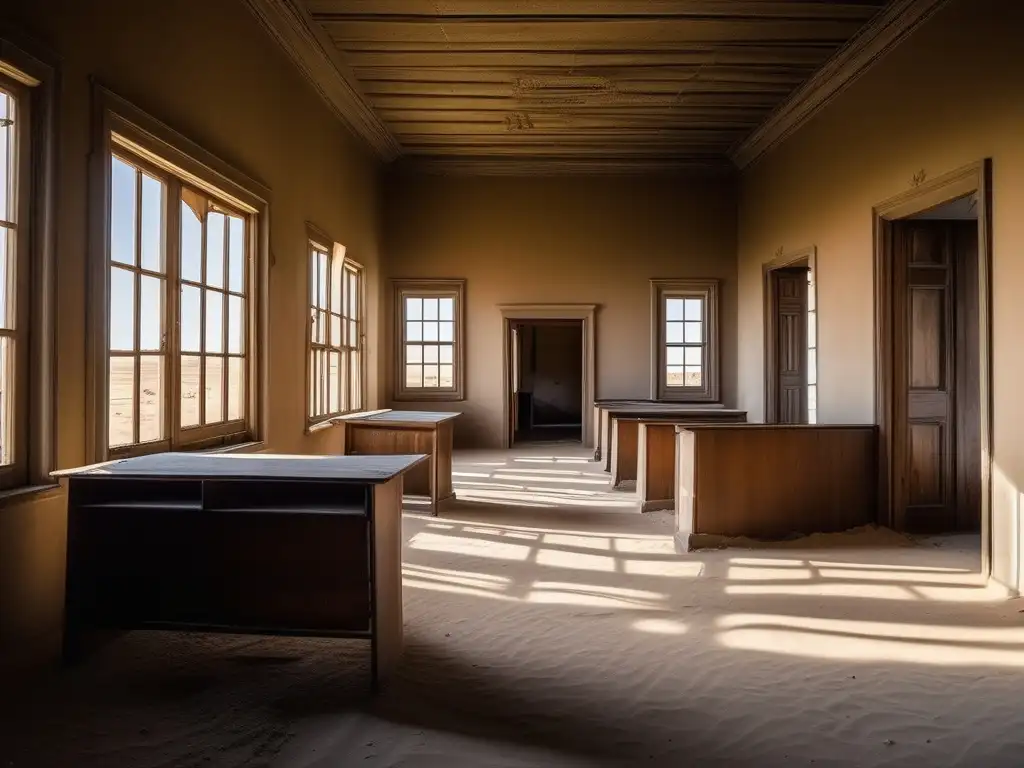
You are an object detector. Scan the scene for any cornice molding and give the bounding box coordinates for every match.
[389,155,737,177]
[241,0,401,161]
[730,0,952,169]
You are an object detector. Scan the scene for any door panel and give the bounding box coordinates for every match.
[894,221,956,532]
[774,268,808,424]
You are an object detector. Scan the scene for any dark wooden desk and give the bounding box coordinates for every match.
[674,424,877,550]
[336,410,459,516]
[56,452,426,690]
[606,407,747,487]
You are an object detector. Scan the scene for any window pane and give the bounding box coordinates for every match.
[439,297,454,321]
[684,298,703,321]
[439,345,453,364]
[406,344,422,364]
[684,347,702,367]
[423,298,438,320]
[439,321,453,343]
[180,355,201,427]
[108,356,135,447]
[0,227,11,330]
[423,345,439,364]
[317,251,328,309]
[684,321,702,343]
[423,364,440,388]
[205,356,224,424]
[332,256,343,312]
[138,355,164,443]
[110,157,137,266]
[310,349,322,416]
[423,322,439,342]
[206,212,225,288]
[405,297,422,321]
[808,313,817,348]
[139,276,164,351]
[348,319,357,347]
[181,285,201,353]
[228,295,245,354]
[0,94,10,223]
[665,322,684,344]
[350,351,361,410]
[666,365,685,387]
[439,364,454,388]
[406,365,422,388]
[308,351,316,417]
[110,267,135,351]
[329,352,340,413]
[228,215,245,292]
[309,250,319,305]
[0,336,12,465]
[808,349,817,385]
[228,357,245,421]
[140,174,165,272]
[407,321,422,342]
[685,368,703,387]
[339,349,349,412]
[666,298,684,322]
[348,269,359,316]
[180,198,202,282]
[206,290,224,353]
[317,310,328,345]
[331,314,342,348]
[666,347,684,366]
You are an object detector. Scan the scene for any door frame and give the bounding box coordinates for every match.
[763,246,817,424]
[873,159,992,573]
[499,304,597,449]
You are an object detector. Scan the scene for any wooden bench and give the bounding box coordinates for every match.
[336,410,460,516]
[56,452,426,690]
[607,407,747,488]
[674,424,878,550]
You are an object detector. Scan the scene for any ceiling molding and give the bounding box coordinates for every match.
[241,0,401,160]
[388,155,736,177]
[729,0,952,169]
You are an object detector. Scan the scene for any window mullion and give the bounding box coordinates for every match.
[198,209,207,427]
[221,214,228,420]
[132,170,142,445]
[166,179,182,448]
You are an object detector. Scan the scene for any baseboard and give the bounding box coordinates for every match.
[613,480,636,492]
[640,499,673,513]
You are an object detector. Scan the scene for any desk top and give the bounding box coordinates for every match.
[335,410,461,427]
[53,452,428,482]
[596,399,725,409]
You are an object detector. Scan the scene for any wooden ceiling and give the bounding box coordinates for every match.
[302,0,892,172]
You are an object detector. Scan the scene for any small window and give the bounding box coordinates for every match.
[393,279,465,401]
[307,232,363,425]
[0,76,28,488]
[650,279,720,402]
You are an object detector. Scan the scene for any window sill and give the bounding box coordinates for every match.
[200,441,267,455]
[306,419,339,435]
[0,483,64,509]
[392,393,466,403]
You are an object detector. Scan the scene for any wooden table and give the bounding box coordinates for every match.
[674,424,878,550]
[336,410,460,516]
[56,452,426,690]
[606,407,747,486]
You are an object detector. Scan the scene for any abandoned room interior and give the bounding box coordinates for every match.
[2,0,1024,765]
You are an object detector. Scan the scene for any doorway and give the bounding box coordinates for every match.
[764,248,817,424]
[511,320,583,444]
[875,162,991,550]
[499,304,596,449]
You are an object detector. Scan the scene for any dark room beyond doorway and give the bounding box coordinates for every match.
[512,320,584,445]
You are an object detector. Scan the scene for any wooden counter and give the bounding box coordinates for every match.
[674,425,878,549]
[56,452,427,690]
[592,399,661,462]
[607,407,747,487]
[336,410,459,516]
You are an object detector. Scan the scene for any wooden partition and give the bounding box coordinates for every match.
[592,399,659,462]
[674,425,878,549]
[608,408,747,488]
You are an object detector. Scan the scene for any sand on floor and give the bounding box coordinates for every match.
[3,444,1022,768]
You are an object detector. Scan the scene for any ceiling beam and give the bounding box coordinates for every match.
[389,155,737,176]
[730,0,953,168]
[241,0,401,160]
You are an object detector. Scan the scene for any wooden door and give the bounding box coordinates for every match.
[893,221,957,532]
[774,268,808,423]
[508,323,520,447]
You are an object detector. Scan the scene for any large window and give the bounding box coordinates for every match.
[393,279,465,401]
[308,231,363,425]
[94,90,267,460]
[650,279,720,402]
[0,76,28,487]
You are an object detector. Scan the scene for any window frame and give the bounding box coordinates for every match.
[0,36,57,495]
[305,224,364,428]
[650,278,720,402]
[392,278,466,402]
[87,85,270,463]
